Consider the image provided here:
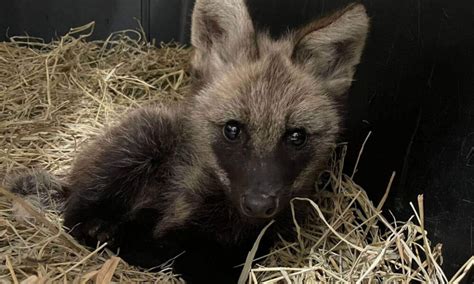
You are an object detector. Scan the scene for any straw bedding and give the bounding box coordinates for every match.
[0,23,470,283]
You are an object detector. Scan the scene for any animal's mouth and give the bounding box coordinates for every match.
[240,214,275,225]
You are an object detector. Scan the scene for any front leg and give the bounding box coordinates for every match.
[63,106,183,248]
[72,218,120,247]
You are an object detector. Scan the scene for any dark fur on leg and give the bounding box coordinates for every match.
[63,106,185,249]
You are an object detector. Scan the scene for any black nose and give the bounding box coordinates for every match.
[241,194,278,218]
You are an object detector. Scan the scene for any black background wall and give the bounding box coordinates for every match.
[1,0,473,278]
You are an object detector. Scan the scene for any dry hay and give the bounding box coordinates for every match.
[0,23,470,283]
[0,22,191,181]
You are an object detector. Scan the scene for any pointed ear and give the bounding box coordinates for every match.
[292,4,369,97]
[190,0,256,84]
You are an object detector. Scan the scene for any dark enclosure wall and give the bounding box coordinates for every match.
[1,0,473,279]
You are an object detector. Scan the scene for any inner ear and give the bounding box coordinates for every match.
[291,3,370,97]
[191,0,255,54]
[199,15,225,49]
[190,0,258,87]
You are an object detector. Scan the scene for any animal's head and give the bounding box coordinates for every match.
[188,0,369,221]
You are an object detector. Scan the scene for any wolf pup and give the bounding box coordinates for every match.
[8,0,369,282]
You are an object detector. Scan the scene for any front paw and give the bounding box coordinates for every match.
[70,218,119,248]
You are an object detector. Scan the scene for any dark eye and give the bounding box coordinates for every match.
[285,129,307,147]
[223,120,241,141]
